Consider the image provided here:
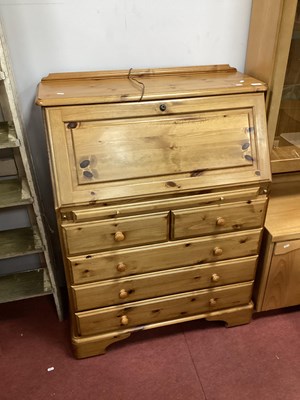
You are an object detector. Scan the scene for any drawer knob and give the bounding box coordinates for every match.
[120,315,129,326]
[116,262,127,272]
[159,103,167,112]
[209,298,217,306]
[213,247,223,256]
[114,231,125,242]
[216,217,226,226]
[211,273,220,282]
[119,289,129,299]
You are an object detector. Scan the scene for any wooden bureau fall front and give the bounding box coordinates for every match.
[36,65,271,358]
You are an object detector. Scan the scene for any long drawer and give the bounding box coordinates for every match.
[62,211,169,255]
[67,187,262,222]
[68,228,262,284]
[71,256,257,311]
[75,281,253,336]
[171,198,267,239]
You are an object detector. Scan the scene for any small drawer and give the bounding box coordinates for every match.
[75,281,253,336]
[68,228,262,284]
[171,198,267,239]
[62,211,169,255]
[71,256,258,311]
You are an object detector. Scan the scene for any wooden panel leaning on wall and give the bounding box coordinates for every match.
[36,65,272,358]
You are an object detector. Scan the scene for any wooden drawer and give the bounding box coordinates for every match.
[71,256,258,311]
[62,212,169,255]
[68,228,262,284]
[66,187,262,222]
[172,198,267,239]
[75,281,253,335]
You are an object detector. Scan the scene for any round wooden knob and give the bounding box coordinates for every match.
[213,247,223,256]
[119,289,129,299]
[211,273,220,282]
[120,315,129,325]
[216,217,226,226]
[209,298,217,306]
[114,231,125,242]
[116,262,127,272]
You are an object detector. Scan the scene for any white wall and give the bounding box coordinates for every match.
[0,0,252,257]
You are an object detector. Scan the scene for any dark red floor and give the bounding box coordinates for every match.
[0,296,299,400]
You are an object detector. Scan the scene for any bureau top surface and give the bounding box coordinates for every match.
[36,64,267,107]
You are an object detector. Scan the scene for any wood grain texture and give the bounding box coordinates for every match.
[68,229,262,284]
[68,187,261,222]
[63,211,169,255]
[71,256,258,311]
[71,302,253,358]
[36,65,266,106]
[255,176,300,311]
[262,241,300,310]
[76,282,253,336]
[38,65,271,356]
[265,177,300,241]
[172,198,267,239]
[44,93,270,207]
[245,0,298,143]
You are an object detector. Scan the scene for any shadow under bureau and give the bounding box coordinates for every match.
[36,65,271,358]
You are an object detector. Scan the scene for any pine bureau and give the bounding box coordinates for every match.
[36,65,271,358]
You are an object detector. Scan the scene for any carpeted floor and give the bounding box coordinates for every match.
[0,296,299,400]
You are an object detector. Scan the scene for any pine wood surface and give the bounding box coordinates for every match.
[262,240,300,310]
[72,111,252,184]
[265,178,300,241]
[172,198,267,239]
[254,175,300,311]
[71,256,257,311]
[68,229,262,285]
[75,282,253,336]
[245,0,298,144]
[36,65,266,106]
[63,211,169,255]
[72,302,254,358]
[66,187,261,222]
[44,93,270,207]
[271,146,300,173]
[38,65,271,356]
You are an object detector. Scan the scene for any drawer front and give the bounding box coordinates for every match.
[71,256,258,311]
[172,198,267,239]
[68,187,262,223]
[62,212,169,255]
[76,282,253,335]
[68,228,262,284]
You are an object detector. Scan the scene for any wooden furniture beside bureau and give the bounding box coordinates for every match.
[36,65,271,358]
[254,174,300,311]
[245,0,300,174]
[246,0,300,312]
